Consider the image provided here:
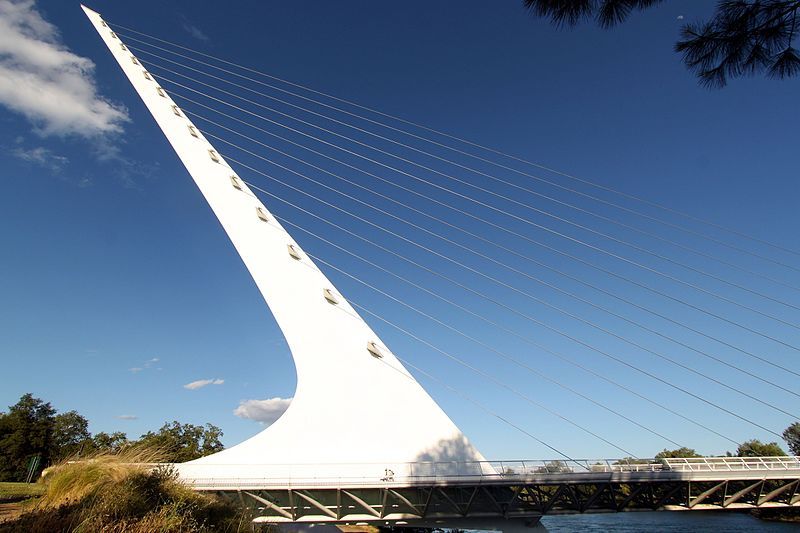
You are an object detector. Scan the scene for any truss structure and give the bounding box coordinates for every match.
[213,475,800,525]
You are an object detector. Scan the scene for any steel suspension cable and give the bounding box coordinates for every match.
[216,190,639,455]
[130,48,800,294]
[278,214,739,446]
[337,284,640,456]
[152,73,800,335]
[180,97,800,357]
[240,177,742,446]
[149,69,800,322]
[214,148,797,418]
[111,24,800,261]
[372,351,580,463]
[221,155,785,438]
[199,125,800,398]
[167,89,800,351]
[309,249,683,448]
[182,108,798,377]
[327,276,640,457]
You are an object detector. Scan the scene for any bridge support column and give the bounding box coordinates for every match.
[82,3,487,485]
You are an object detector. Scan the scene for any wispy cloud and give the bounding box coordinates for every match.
[10,145,68,173]
[9,138,93,185]
[116,414,138,420]
[0,0,129,139]
[233,397,292,425]
[180,17,208,42]
[129,357,160,374]
[184,378,224,390]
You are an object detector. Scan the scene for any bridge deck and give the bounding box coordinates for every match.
[179,457,800,524]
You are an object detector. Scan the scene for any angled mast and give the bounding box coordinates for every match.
[81,5,486,481]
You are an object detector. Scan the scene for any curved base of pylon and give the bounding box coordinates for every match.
[176,389,491,484]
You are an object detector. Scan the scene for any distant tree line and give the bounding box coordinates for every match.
[0,393,224,482]
[655,434,797,459]
[611,424,800,467]
[3,393,799,482]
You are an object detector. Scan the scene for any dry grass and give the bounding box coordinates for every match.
[36,446,165,509]
[0,447,249,532]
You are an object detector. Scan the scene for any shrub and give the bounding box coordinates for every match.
[0,447,248,532]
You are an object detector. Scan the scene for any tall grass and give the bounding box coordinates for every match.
[0,447,250,532]
[37,445,166,509]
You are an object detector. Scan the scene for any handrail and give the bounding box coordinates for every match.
[169,456,800,487]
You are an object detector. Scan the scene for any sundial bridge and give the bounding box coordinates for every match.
[82,6,800,529]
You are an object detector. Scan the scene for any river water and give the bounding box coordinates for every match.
[539,511,797,531]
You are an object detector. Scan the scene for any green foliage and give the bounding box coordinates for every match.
[782,422,800,455]
[90,431,130,454]
[0,394,56,482]
[613,457,650,465]
[0,394,225,483]
[523,0,800,86]
[654,447,701,459]
[136,421,224,463]
[52,411,91,461]
[675,1,800,87]
[535,460,571,473]
[523,0,663,28]
[732,439,787,457]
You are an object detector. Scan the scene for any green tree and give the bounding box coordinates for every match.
[91,431,130,453]
[732,439,787,457]
[523,0,800,87]
[613,457,650,465]
[136,421,224,462]
[536,460,571,473]
[782,422,800,455]
[654,447,702,459]
[0,394,56,481]
[52,410,92,460]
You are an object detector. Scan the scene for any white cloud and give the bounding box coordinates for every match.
[128,357,161,373]
[183,378,224,390]
[0,0,128,138]
[10,145,68,172]
[181,20,208,42]
[116,414,138,420]
[233,397,292,425]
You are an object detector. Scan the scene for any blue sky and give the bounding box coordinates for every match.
[1,0,798,460]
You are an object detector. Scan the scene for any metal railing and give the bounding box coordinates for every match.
[173,456,800,488]
[662,456,800,472]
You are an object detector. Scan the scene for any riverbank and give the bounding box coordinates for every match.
[752,508,800,523]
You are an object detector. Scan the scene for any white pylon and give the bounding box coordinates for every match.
[82,5,487,482]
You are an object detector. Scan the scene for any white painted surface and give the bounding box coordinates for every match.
[82,5,488,482]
